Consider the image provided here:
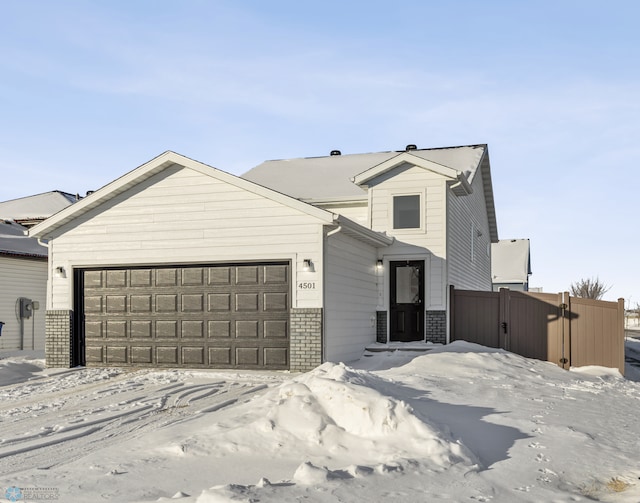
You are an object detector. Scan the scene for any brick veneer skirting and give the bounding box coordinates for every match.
[45,310,73,368]
[426,310,447,344]
[290,308,323,372]
[376,311,387,343]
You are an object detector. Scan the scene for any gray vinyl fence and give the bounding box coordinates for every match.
[449,287,625,375]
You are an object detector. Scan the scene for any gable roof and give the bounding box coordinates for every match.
[0,220,47,259]
[28,151,393,248]
[491,239,532,283]
[242,144,498,242]
[0,191,79,224]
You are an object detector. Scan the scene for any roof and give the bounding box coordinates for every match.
[0,191,78,222]
[491,239,532,283]
[0,220,47,259]
[242,145,485,201]
[242,144,498,242]
[29,151,393,248]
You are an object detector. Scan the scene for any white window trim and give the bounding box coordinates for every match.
[389,189,426,233]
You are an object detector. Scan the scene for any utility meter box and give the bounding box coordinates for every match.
[19,297,33,319]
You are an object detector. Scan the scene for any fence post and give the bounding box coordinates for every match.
[449,285,455,344]
[560,292,571,370]
[617,298,625,375]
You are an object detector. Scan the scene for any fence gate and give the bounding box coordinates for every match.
[450,287,624,374]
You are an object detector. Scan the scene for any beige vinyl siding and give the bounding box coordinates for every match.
[368,164,448,309]
[48,166,326,310]
[324,231,378,363]
[369,164,447,256]
[313,203,367,226]
[0,256,47,350]
[447,168,492,291]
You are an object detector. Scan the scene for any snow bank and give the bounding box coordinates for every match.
[205,362,473,470]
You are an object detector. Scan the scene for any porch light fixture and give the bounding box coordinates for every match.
[302,259,313,272]
[54,266,66,278]
[376,260,384,270]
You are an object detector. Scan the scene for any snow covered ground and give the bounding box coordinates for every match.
[1,339,640,503]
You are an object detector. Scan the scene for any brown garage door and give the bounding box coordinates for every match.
[79,262,290,369]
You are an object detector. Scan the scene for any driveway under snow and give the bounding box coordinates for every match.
[1,341,640,502]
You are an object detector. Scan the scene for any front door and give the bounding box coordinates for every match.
[390,260,425,342]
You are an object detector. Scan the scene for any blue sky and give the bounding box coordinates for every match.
[1,1,638,303]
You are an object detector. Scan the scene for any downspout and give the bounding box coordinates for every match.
[37,238,52,311]
[326,226,342,238]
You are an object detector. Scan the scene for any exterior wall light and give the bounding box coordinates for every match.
[302,259,314,272]
[376,259,384,270]
[54,266,66,278]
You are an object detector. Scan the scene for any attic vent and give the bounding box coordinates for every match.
[330,150,341,156]
[405,144,417,151]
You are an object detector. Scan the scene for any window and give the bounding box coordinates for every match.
[393,195,420,229]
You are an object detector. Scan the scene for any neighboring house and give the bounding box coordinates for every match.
[0,191,79,228]
[29,145,499,371]
[491,239,532,291]
[0,220,47,350]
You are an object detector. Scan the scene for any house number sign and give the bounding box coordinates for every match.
[297,281,317,290]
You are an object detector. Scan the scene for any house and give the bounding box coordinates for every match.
[0,191,79,228]
[0,220,47,350]
[491,239,531,291]
[29,144,499,371]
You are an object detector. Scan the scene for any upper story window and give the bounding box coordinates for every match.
[393,194,421,229]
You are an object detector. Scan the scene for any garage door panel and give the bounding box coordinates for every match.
[157,346,178,364]
[182,268,205,286]
[182,294,204,312]
[236,266,259,285]
[208,267,231,285]
[264,347,288,366]
[182,347,205,365]
[156,268,179,286]
[131,269,152,287]
[157,320,178,338]
[236,293,258,311]
[209,293,231,311]
[131,295,152,312]
[208,320,231,338]
[107,346,128,364]
[264,320,287,338]
[157,295,178,312]
[236,347,259,365]
[131,320,152,338]
[86,346,104,363]
[131,346,153,364]
[264,265,288,284]
[182,320,204,338]
[264,292,288,311]
[106,320,127,338]
[82,262,290,369]
[209,347,232,365]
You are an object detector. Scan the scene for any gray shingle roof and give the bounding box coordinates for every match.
[0,191,78,222]
[241,145,486,201]
[0,220,47,258]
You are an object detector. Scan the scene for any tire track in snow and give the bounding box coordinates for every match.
[0,372,273,475]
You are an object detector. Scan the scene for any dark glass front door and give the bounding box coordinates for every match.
[390,260,424,342]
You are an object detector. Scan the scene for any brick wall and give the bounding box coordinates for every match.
[290,308,322,372]
[376,311,387,343]
[45,310,73,368]
[426,310,447,344]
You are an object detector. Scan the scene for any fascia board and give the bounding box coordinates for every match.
[351,152,459,186]
[335,216,394,247]
[30,151,337,239]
